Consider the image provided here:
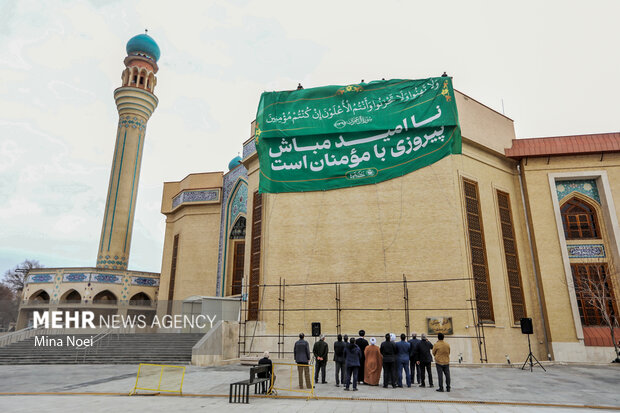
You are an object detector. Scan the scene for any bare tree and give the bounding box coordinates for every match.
[572,263,620,363]
[0,284,18,331]
[2,259,43,295]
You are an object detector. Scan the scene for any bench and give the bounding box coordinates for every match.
[229,364,272,404]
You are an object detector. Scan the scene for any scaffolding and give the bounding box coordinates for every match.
[468,297,488,363]
[239,275,489,363]
[277,277,286,358]
[237,275,247,357]
[334,283,341,336]
[403,274,410,337]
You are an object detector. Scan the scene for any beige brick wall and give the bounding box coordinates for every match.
[243,142,546,362]
[158,173,223,311]
[158,92,620,363]
[521,153,620,347]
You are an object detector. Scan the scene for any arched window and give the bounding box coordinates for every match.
[230,216,246,239]
[93,290,117,305]
[561,197,600,239]
[60,289,81,304]
[29,290,50,303]
[129,292,151,306]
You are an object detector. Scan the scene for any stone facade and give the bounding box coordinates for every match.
[518,155,620,362]
[17,267,159,328]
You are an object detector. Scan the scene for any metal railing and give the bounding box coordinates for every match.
[74,328,120,362]
[0,326,50,347]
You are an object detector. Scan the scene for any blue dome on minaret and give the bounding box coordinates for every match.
[228,156,242,171]
[126,33,161,62]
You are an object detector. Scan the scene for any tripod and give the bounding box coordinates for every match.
[521,333,546,372]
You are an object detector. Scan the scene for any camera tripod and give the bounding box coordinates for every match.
[521,333,546,372]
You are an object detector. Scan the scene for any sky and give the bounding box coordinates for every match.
[0,0,618,274]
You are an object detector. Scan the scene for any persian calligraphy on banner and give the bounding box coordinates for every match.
[255,77,461,193]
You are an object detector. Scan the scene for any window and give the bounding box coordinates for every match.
[248,192,262,320]
[463,179,494,323]
[167,234,179,314]
[230,216,246,239]
[571,264,617,326]
[561,197,600,239]
[229,216,246,296]
[231,242,245,296]
[497,191,526,322]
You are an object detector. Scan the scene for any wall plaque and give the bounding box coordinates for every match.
[427,317,453,335]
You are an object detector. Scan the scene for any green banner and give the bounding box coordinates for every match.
[255,77,461,193]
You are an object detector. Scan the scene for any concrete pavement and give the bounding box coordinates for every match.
[0,363,618,412]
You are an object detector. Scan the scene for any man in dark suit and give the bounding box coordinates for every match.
[294,332,311,389]
[408,332,421,384]
[312,334,329,384]
[355,330,369,384]
[395,333,411,387]
[415,333,434,388]
[380,333,397,388]
[333,334,346,387]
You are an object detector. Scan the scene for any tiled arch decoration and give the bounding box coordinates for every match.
[216,164,249,296]
[555,179,600,204]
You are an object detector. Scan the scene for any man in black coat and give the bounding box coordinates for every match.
[355,330,369,384]
[380,333,397,388]
[312,334,329,384]
[415,333,434,388]
[408,332,421,384]
[294,333,312,389]
[333,334,346,387]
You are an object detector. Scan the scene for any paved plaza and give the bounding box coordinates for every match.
[0,363,618,412]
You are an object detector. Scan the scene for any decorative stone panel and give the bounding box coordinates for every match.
[131,276,160,287]
[172,189,220,209]
[91,273,122,284]
[27,274,54,283]
[63,273,88,283]
[567,244,605,259]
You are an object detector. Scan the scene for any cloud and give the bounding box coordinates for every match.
[1,0,619,276]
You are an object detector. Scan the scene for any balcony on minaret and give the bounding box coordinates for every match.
[121,65,157,92]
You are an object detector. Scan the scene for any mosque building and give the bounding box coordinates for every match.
[16,33,620,365]
[157,90,620,364]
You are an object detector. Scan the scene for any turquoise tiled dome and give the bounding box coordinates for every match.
[228,156,242,171]
[126,33,161,62]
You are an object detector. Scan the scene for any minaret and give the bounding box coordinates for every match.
[96,32,160,270]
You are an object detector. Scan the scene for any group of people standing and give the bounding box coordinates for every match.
[294,330,451,392]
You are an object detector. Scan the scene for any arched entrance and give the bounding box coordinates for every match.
[60,289,82,304]
[28,290,50,304]
[229,216,246,296]
[129,292,151,306]
[93,290,117,305]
